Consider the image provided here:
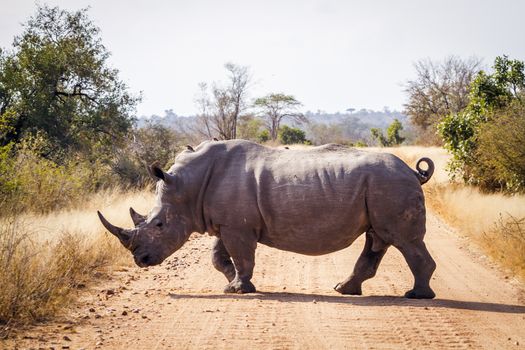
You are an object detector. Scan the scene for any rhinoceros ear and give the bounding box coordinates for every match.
[148,162,165,180]
[147,162,175,184]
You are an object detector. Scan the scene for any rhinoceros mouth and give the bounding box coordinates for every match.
[134,253,162,267]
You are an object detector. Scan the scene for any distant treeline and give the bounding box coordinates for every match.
[137,108,412,146]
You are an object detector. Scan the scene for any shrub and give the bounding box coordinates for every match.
[257,130,270,143]
[439,56,525,193]
[0,134,116,215]
[278,125,308,145]
[370,119,405,147]
[476,102,525,192]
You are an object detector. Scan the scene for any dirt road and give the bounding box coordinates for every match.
[8,211,525,349]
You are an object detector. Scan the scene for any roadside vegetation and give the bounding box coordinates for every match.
[0,5,169,329]
[0,189,153,330]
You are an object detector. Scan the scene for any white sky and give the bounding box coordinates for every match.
[1,0,524,117]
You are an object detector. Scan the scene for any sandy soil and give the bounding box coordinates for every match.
[5,211,525,350]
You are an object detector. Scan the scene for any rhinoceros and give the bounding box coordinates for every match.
[98,140,437,299]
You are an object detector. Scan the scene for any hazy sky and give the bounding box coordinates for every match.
[1,0,524,117]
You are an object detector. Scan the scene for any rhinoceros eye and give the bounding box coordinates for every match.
[156,222,163,228]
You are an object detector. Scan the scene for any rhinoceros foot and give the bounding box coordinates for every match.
[404,288,435,299]
[224,279,256,294]
[334,282,362,295]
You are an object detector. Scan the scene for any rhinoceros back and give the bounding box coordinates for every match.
[198,141,424,255]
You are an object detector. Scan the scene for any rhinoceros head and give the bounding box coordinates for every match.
[98,162,194,267]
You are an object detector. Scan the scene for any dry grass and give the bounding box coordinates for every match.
[425,183,525,279]
[0,188,154,329]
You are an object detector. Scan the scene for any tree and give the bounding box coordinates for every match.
[253,93,305,140]
[370,119,405,147]
[194,63,251,140]
[404,56,482,145]
[439,55,525,192]
[0,5,139,159]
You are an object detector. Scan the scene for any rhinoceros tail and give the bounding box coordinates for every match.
[415,157,434,185]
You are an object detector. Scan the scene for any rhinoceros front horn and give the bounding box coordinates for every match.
[97,211,133,246]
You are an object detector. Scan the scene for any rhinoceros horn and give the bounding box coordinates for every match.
[97,211,133,246]
[129,207,146,226]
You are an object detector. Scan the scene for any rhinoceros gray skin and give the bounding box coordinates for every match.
[98,139,437,299]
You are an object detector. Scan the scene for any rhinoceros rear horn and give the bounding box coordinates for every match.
[97,211,133,245]
[129,207,146,226]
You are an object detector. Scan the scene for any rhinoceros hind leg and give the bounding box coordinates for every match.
[397,239,436,299]
[220,228,258,294]
[211,238,236,282]
[335,231,388,295]
[223,279,256,294]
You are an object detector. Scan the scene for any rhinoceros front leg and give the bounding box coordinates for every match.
[335,231,388,295]
[220,228,257,294]
[211,238,236,282]
[397,239,436,299]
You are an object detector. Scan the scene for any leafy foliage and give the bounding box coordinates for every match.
[0,5,139,159]
[476,102,525,192]
[370,119,405,147]
[257,129,270,143]
[439,55,525,192]
[278,125,309,145]
[0,133,115,214]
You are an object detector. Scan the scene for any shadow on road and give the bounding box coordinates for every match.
[168,291,525,314]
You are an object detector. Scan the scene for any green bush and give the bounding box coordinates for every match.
[370,119,405,147]
[439,55,525,193]
[278,125,308,145]
[0,134,115,214]
[476,102,525,192]
[257,130,270,143]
